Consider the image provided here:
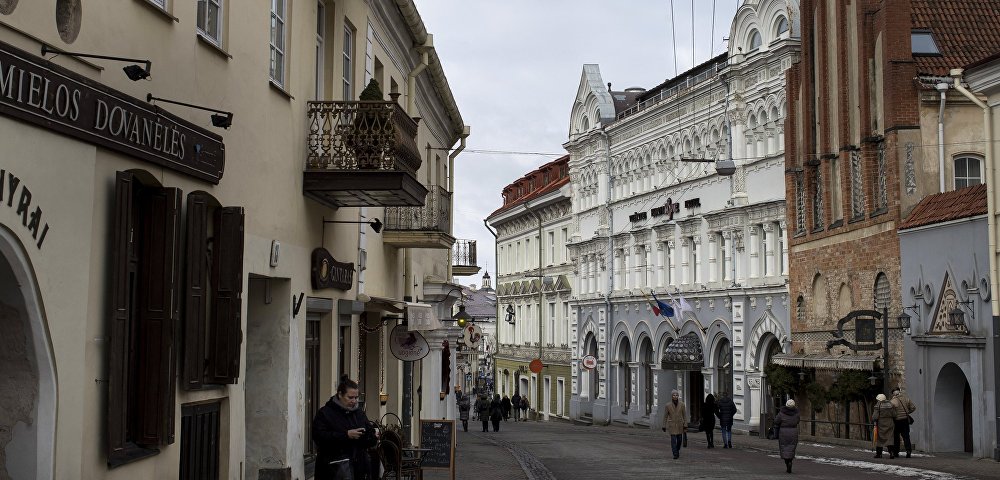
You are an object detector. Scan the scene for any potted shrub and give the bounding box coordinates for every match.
[352,79,387,168]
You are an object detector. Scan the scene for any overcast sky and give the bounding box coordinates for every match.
[415,1,742,286]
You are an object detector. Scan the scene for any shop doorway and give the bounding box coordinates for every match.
[933,363,973,453]
[0,228,55,480]
[688,371,704,427]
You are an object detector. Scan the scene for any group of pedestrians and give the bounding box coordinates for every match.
[473,391,530,432]
[662,391,738,460]
[872,387,917,459]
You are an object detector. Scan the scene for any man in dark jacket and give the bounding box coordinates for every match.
[312,376,378,480]
[511,392,522,422]
[501,394,512,421]
[475,394,490,432]
[716,391,737,448]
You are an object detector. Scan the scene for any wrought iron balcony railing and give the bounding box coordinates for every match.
[384,185,452,232]
[453,240,477,267]
[305,99,421,174]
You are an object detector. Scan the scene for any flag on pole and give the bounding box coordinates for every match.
[651,292,675,317]
[640,289,661,316]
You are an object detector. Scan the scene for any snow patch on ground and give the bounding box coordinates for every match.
[848,448,934,457]
[806,443,835,448]
[768,454,970,479]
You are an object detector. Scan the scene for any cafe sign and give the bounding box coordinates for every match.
[0,41,225,184]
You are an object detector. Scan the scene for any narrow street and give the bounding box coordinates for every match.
[424,419,996,480]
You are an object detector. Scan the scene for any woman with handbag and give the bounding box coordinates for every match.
[871,393,897,458]
[700,394,718,448]
[773,399,800,473]
[312,375,379,480]
[890,387,917,458]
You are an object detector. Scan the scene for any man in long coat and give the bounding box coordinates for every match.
[872,393,897,458]
[774,399,801,473]
[661,390,687,459]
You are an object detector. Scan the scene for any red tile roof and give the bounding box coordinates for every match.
[912,0,1000,75]
[898,184,987,230]
[488,155,570,218]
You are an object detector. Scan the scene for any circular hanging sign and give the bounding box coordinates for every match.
[389,324,429,361]
[462,324,483,348]
[529,358,544,374]
[581,355,597,370]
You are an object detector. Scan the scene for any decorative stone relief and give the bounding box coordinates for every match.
[733,350,744,370]
[733,325,744,347]
[733,375,744,395]
[749,296,757,309]
[905,143,917,195]
[747,377,762,389]
[734,399,745,421]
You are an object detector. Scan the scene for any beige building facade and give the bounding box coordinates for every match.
[0,1,467,479]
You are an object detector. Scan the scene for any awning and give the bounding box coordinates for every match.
[661,332,704,371]
[367,295,405,314]
[406,302,442,331]
[770,353,877,371]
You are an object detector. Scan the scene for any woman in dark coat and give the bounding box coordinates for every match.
[312,376,378,480]
[701,394,718,448]
[457,393,471,432]
[871,393,897,458]
[774,399,801,474]
[489,394,503,432]
[716,391,737,448]
[475,394,491,432]
[501,394,512,421]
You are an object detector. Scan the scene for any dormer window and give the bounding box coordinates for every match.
[911,30,941,56]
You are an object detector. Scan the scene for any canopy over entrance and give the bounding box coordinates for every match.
[661,332,704,371]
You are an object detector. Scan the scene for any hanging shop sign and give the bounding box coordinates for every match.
[0,41,225,184]
[461,323,483,348]
[827,309,883,352]
[310,248,354,290]
[581,354,598,370]
[389,324,429,361]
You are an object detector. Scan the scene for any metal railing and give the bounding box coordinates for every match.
[453,240,477,267]
[615,60,728,121]
[384,185,451,232]
[305,99,421,174]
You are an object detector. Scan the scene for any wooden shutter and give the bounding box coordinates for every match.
[107,172,134,461]
[135,186,181,446]
[206,206,244,384]
[183,192,210,390]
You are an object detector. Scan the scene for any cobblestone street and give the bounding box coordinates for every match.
[423,419,997,479]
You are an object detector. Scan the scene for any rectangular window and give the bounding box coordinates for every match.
[342,23,355,100]
[314,1,325,100]
[269,0,286,86]
[548,231,555,265]
[548,302,556,344]
[304,315,322,464]
[197,0,224,46]
[180,402,221,480]
[561,228,568,263]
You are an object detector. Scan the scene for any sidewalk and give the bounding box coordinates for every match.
[421,419,529,480]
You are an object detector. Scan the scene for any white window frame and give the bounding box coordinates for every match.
[197,0,224,47]
[342,23,355,100]
[269,0,286,86]
[954,155,984,189]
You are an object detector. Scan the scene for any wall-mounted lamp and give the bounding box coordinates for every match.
[323,217,383,233]
[42,45,151,80]
[680,157,737,176]
[948,299,975,328]
[897,304,919,334]
[452,305,473,328]
[146,93,233,128]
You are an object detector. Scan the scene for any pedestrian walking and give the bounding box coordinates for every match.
[312,375,378,480]
[701,393,718,448]
[774,399,800,474]
[520,395,530,421]
[716,391,737,448]
[489,394,503,432]
[890,387,917,458]
[501,394,512,422]
[871,393,897,458]
[457,393,471,432]
[511,392,522,422]
[475,394,490,432]
[661,390,688,459]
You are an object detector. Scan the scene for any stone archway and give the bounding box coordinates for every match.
[617,336,632,414]
[0,226,56,480]
[639,337,654,416]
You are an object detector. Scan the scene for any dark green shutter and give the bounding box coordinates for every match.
[107,171,134,461]
[183,192,209,390]
[206,206,244,384]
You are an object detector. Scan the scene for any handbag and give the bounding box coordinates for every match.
[771,425,781,440]
[329,457,353,480]
[907,414,915,425]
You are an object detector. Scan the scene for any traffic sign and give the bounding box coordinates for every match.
[529,358,543,374]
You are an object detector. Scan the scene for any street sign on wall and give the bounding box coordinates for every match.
[581,355,597,370]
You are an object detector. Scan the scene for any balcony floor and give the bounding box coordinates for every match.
[303,170,428,207]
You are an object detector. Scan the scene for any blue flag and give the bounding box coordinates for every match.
[651,292,674,317]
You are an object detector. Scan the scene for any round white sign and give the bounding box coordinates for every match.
[581,354,598,370]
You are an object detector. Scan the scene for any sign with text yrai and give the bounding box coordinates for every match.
[0,41,225,183]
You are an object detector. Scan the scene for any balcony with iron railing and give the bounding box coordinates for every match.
[382,185,454,249]
[303,97,427,207]
[452,239,480,277]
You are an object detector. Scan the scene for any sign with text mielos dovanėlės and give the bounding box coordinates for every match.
[0,41,225,183]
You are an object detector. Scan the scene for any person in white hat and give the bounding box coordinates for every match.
[774,399,800,473]
[871,393,898,458]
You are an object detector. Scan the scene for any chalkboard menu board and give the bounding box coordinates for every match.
[419,419,455,473]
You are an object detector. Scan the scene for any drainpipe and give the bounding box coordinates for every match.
[936,82,949,192]
[447,126,471,280]
[484,219,499,390]
[599,126,615,426]
[951,68,1000,461]
[407,36,433,116]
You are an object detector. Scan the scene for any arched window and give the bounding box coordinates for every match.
[582,115,590,131]
[954,155,983,189]
[776,16,789,36]
[874,273,891,311]
[749,29,762,51]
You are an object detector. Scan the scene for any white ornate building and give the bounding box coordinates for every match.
[564,0,800,432]
[488,156,575,421]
